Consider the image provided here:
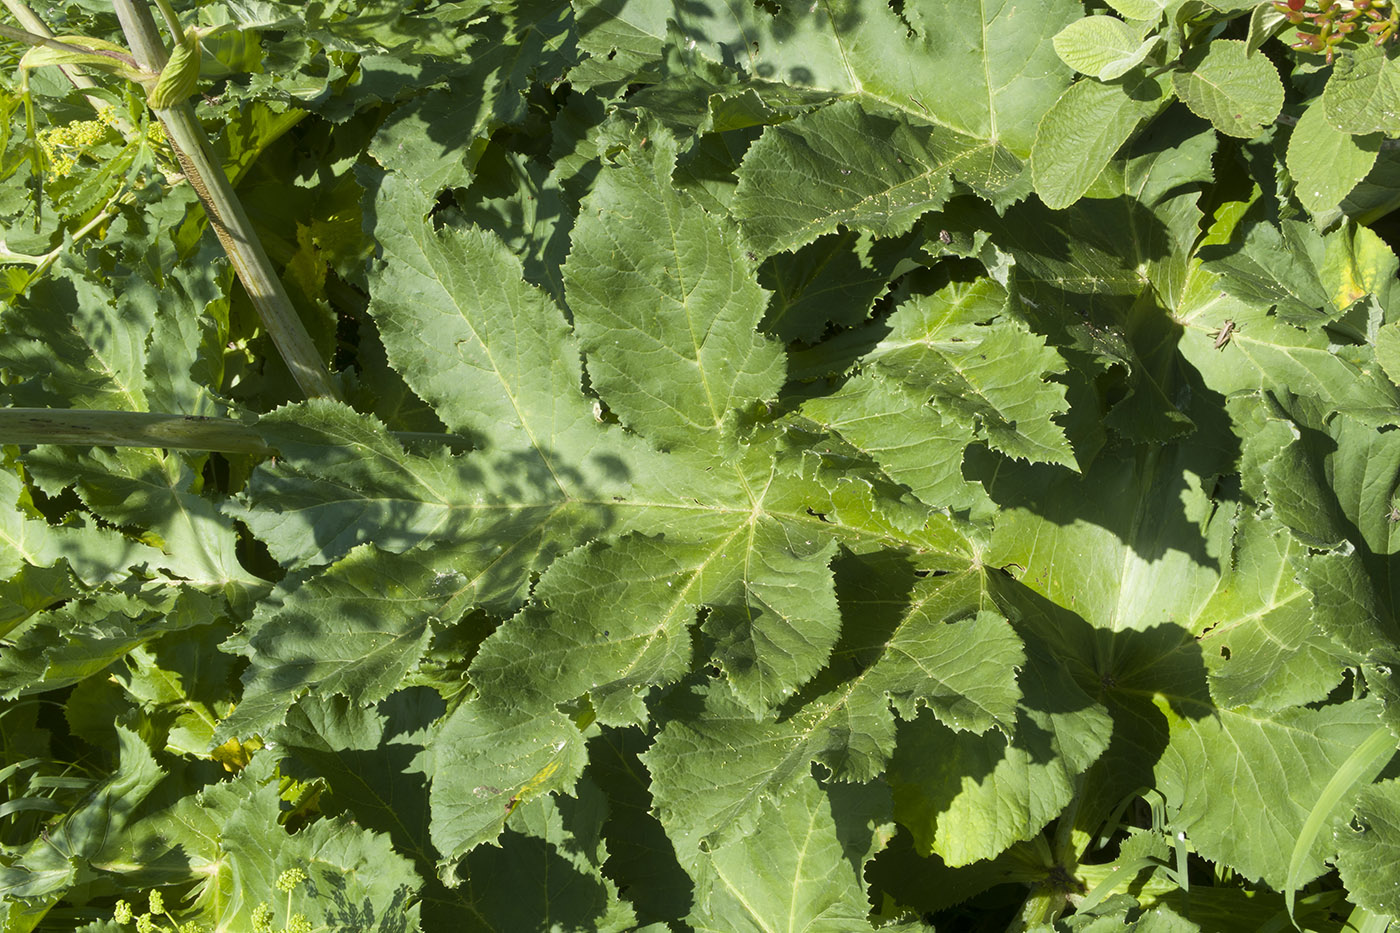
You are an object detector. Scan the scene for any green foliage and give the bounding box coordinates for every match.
[3,1,1400,931]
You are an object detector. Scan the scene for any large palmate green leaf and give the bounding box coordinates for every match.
[806,276,1074,470]
[0,587,221,700]
[452,781,638,931]
[366,0,576,196]
[644,562,1021,862]
[130,755,424,931]
[214,546,465,740]
[0,727,164,900]
[26,446,256,590]
[619,0,1083,257]
[12,0,1400,928]
[616,0,1078,156]
[733,101,1010,259]
[888,643,1113,867]
[1335,778,1400,918]
[0,468,157,589]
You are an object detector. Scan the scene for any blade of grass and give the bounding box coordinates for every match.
[1285,724,1397,927]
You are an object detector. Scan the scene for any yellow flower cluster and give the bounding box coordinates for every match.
[111,891,206,933]
[37,116,109,179]
[274,867,307,892]
[252,907,312,933]
[115,868,315,933]
[35,106,166,181]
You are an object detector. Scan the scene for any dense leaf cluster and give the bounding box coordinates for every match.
[3,0,1400,930]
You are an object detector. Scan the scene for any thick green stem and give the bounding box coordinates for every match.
[1,0,110,114]
[0,409,270,454]
[0,20,136,65]
[111,0,339,401]
[0,409,472,454]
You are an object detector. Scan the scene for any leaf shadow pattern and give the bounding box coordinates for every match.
[588,725,695,930]
[668,0,867,85]
[272,690,443,870]
[965,359,1240,574]
[367,0,577,193]
[314,871,415,933]
[456,784,627,933]
[239,406,630,602]
[991,572,1213,815]
[885,577,1210,873]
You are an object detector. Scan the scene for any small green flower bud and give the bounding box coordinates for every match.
[252,903,274,933]
[114,900,134,924]
[275,867,308,893]
[148,891,165,915]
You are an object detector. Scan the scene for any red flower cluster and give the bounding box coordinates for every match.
[1273,0,1400,62]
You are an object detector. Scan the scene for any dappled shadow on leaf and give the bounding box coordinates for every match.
[587,726,695,929]
[447,145,577,308]
[458,795,627,932]
[966,359,1240,573]
[990,572,1212,828]
[668,0,866,83]
[272,689,444,874]
[365,1,577,194]
[244,413,630,607]
[314,871,415,933]
[882,572,1210,869]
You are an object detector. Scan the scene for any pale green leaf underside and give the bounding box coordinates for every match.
[430,701,590,860]
[1287,100,1380,215]
[1172,39,1283,138]
[1156,697,1388,889]
[1324,43,1400,137]
[686,780,872,932]
[1335,777,1400,918]
[1053,16,1159,81]
[1199,512,1349,710]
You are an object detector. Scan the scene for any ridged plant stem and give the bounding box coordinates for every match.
[111,0,338,400]
[0,408,270,454]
